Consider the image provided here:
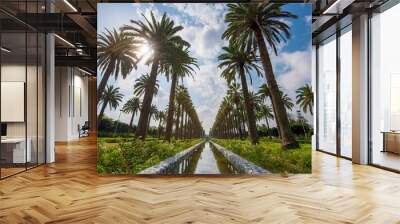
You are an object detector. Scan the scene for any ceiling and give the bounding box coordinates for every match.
[0,0,395,73]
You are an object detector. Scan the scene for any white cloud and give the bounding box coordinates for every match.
[170,3,225,28]
[99,3,313,132]
[184,63,227,132]
[274,49,312,123]
[275,50,311,93]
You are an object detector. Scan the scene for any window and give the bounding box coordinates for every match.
[370,3,400,171]
[339,27,352,158]
[317,35,337,154]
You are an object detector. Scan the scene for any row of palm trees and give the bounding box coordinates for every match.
[210,83,313,140]
[172,85,205,139]
[97,12,204,140]
[209,3,313,148]
[97,3,310,148]
[98,82,204,139]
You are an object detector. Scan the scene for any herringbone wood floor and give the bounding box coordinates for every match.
[1,136,400,224]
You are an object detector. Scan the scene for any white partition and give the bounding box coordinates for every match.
[1,82,25,122]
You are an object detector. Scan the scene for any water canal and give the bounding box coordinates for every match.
[163,141,241,175]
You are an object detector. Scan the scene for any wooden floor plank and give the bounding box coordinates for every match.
[0,136,399,223]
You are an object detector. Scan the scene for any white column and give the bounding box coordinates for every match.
[352,14,369,164]
[46,32,55,163]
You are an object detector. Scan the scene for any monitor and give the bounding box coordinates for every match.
[1,123,7,137]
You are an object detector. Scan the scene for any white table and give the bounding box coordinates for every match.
[1,138,31,163]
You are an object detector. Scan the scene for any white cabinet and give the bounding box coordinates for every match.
[1,138,32,163]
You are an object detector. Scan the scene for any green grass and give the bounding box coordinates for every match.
[97,138,202,174]
[213,137,311,174]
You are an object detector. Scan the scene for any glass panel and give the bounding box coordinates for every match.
[371,4,400,171]
[27,31,38,169]
[340,28,352,158]
[1,31,27,177]
[318,35,337,154]
[38,32,45,165]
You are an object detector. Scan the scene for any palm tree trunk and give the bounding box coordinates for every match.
[184,112,188,139]
[265,117,271,139]
[175,103,181,139]
[235,107,244,139]
[254,27,298,149]
[234,109,243,139]
[97,65,113,103]
[241,110,247,138]
[165,73,178,142]
[147,112,152,132]
[129,113,135,128]
[158,119,163,139]
[179,108,184,139]
[135,56,160,140]
[239,65,258,145]
[97,100,108,127]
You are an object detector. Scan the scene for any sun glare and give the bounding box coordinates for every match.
[139,42,151,56]
[138,41,153,62]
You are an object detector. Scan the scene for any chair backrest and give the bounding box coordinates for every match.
[80,121,90,130]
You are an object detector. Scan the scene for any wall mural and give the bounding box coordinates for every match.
[97,3,313,175]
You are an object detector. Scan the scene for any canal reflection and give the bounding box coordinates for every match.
[163,141,241,175]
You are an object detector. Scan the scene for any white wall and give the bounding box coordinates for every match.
[55,67,89,141]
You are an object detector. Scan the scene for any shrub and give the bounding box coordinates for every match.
[213,138,311,174]
[97,138,202,174]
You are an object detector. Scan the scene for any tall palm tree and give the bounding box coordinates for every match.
[296,84,313,115]
[227,83,245,138]
[133,73,159,97]
[258,84,270,103]
[218,43,262,145]
[97,28,139,102]
[223,3,299,149]
[98,85,123,122]
[257,105,274,138]
[162,45,198,142]
[147,105,158,131]
[121,97,141,128]
[281,92,294,111]
[155,110,166,138]
[122,12,190,140]
[249,91,262,112]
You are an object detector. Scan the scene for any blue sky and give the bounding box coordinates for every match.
[98,3,312,133]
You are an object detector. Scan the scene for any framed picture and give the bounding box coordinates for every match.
[97,2,312,175]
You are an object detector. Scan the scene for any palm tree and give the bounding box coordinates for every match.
[249,91,262,112]
[122,12,190,140]
[258,84,270,103]
[257,105,274,138]
[281,92,294,111]
[147,105,158,132]
[133,73,159,97]
[97,28,139,102]
[223,3,299,149]
[227,83,245,139]
[162,45,198,142]
[121,97,141,128]
[98,85,123,122]
[174,85,187,139]
[218,43,262,145]
[155,110,166,138]
[296,84,313,115]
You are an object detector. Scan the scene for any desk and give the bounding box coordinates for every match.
[1,138,31,164]
[382,132,400,154]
